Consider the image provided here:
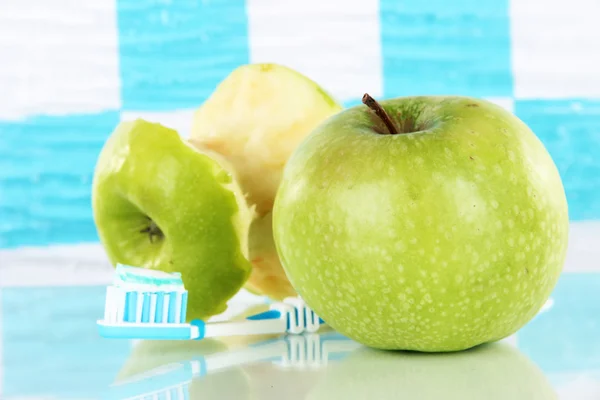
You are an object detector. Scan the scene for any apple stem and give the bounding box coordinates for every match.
[362,93,398,135]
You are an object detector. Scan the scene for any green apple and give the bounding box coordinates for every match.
[92,119,254,320]
[273,94,569,351]
[308,342,557,399]
[191,63,342,299]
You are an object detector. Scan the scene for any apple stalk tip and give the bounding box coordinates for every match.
[362,93,398,135]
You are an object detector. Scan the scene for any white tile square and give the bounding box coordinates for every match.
[120,110,196,138]
[247,0,383,103]
[0,0,121,120]
[485,97,515,114]
[511,0,600,98]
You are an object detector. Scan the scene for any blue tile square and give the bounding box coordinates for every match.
[343,98,364,109]
[380,0,513,98]
[515,100,600,221]
[0,111,120,248]
[117,0,250,111]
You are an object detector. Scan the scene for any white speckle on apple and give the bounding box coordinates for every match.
[394,239,406,252]
[507,150,516,162]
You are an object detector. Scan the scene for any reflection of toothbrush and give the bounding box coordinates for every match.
[105,332,359,400]
[97,264,326,340]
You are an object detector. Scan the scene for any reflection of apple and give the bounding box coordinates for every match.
[308,342,557,400]
[115,306,279,399]
[116,339,227,380]
[191,63,342,299]
[116,330,332,400]
[240,355,324,399]
[239,332,339,399]
[92,120,254,320]
[116,339,250,400]
[274,95,569,351]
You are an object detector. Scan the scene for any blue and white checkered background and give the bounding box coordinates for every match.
[1,0,600,397]
[1,0,600,260]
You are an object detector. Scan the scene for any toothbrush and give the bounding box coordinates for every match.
[97,264,326,340]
